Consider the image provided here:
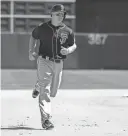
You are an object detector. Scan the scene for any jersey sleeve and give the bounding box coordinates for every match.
[68,30,75,47]
[32,26,40,39]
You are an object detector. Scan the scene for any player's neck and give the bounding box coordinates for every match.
[51,20,61,27]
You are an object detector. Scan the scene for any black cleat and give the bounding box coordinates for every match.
[32,89,39,98]
[42,120,54,130]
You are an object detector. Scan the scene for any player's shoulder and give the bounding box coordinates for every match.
[37,20,49,27]
[38,22,43,27]
[63,24,73,34]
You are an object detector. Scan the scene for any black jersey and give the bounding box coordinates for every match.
[32,21,75,59]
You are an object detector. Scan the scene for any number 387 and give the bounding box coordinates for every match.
[88,34,108,45]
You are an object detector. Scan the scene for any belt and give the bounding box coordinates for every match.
[41,55,63,63]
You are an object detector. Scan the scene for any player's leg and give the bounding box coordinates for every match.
[32,59,41,98]
[32,83,40,98]
[33,56,51,99]
[37,56,54,129]
[50,61,63,97]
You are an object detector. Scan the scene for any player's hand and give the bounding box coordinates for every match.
[29,52,37,61]
[60,46,69,55]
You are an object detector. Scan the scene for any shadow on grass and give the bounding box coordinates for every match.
[1,126,42,130]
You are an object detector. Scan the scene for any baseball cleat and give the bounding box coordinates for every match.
[42,120,54,130]
[32,89,39,98]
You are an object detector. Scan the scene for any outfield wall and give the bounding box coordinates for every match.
[1,34,128,69]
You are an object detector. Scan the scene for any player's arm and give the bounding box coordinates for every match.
[60,30,77,55]
[29,26,40,53]
[29,36,37,53]
[67,31,77,54]
[29,26,40,61]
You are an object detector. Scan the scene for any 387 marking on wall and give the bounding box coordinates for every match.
[88,34,108,45]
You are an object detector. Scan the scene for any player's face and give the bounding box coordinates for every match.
[51,12,64,23]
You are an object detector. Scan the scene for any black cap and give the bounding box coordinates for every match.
[51,4,66,13]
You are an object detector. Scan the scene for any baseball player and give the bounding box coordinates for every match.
[29,4,77,129]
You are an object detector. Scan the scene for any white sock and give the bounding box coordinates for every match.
[43,101,51,115]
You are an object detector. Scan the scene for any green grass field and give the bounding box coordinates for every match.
[1,70,128,89]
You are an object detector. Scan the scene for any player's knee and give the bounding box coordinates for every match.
[50,95,55,98]
[50,88,58,97]
[50,93,56,98]
[40,90,51,102]
[39,92,45,99]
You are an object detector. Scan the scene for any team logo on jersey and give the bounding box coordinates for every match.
[60,33,68,44]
